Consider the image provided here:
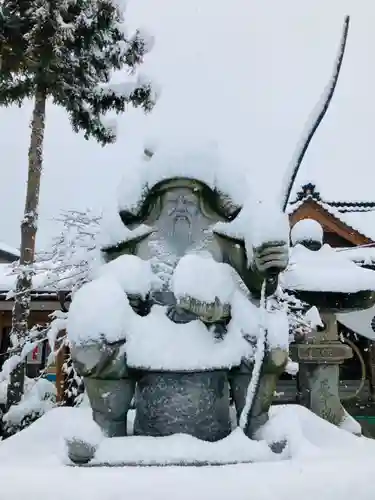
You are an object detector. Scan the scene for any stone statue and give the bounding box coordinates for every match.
[67,173,290,464]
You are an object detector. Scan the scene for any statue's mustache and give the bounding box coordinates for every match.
[170,211,192,226]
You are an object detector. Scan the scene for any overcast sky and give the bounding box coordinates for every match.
[0,0,373,250]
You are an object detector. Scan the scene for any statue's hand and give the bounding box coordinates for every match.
[253,241,289,275]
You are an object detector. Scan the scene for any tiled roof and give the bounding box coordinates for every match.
[0,242,19,261]
[288,183,375,242]
[326,201,375,212]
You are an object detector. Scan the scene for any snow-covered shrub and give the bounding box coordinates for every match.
[1,378,56,438]
[0,211,102,436]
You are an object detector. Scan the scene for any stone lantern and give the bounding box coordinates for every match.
[284,219,375,433]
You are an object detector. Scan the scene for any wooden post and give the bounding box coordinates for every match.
[55,329,67,403]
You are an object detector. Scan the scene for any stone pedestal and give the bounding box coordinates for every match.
[291,312,354,428]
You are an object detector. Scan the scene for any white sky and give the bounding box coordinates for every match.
[0,0,373,250]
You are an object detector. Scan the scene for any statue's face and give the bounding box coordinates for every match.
[135,186,223,285]
[160,188,200,230]
[152,187,213,256]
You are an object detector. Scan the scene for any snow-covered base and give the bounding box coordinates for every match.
[0,405,375,500]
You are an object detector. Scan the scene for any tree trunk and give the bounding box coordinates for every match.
[6,89,47,409]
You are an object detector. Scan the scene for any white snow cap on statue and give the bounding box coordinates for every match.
[116,142,247,213]
[291,219,323,246]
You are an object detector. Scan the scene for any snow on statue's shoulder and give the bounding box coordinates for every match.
[98,203,153,250]
[282,243,375,293]
[95,254,161,298]
[67,276,131,345]
[172,253,236,305]
[214,196,289,260]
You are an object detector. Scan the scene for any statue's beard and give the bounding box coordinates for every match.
[170,215,192,255]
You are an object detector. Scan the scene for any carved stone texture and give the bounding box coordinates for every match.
[294,312,355,428]
[291,342,352,364]
[133,371,231,442]
[85,377,135,438]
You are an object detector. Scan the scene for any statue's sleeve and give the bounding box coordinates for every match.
[215,233,278,300]
[71,340,128,379]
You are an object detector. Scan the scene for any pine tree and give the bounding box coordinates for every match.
[0,0,155,407]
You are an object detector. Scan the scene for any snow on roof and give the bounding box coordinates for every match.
[281,244,375,293]
[334,210,375,241]
[288,183,375,242]
[0,263,68,296]
[0,242,20,259]
[337,246,375,265]
[337,305,375,341]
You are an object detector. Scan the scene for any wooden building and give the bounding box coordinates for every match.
[0,242,19,264]
[288,182,375,249]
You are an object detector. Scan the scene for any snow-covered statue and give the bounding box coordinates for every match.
[66,146,291,465]
[63,14,367,464]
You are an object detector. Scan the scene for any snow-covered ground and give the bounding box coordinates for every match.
[0,405,375,500]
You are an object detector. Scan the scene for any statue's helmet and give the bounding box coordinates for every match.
[118,176,241,228]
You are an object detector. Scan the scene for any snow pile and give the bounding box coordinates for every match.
[68,255,162,345]
[67,277,130,345]
[0,405,374,500]
[290,219,323,245]
[116,143,246,214]
[337,246,375,266]
[214,196,289,260]
[123,289,288,371]
[172,253,236,305]
[83,427,275,466]
[1,404,375,467]
[67,250,290,369]
[338,410,362,435]
[3,378,56,428]
[282,243,375,292]
[0,376,39,406]
[125,304,254,370]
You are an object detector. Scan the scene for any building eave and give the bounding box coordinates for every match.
[289,198,373,246]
